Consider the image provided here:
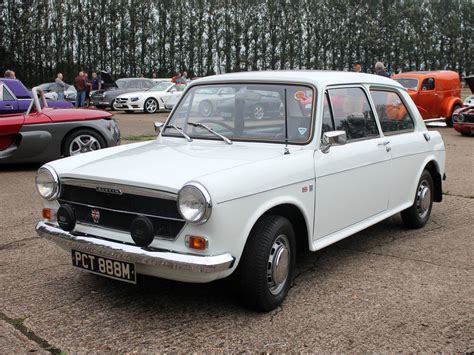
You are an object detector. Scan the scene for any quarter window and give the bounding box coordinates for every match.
[370,90,414,134]
[327,87,379,141]
[3,87,15,100]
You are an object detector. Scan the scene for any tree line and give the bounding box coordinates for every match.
[0,0,472,86]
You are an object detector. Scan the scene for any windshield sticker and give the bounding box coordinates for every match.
[298,127,307,136]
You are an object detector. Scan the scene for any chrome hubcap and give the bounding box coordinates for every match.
[146,99,157,112]
[267,234,290,295]
[416,180,431,218]
[254,106,264,120]
[69,135,101,156]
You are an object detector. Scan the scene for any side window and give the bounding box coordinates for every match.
[421,78,435,91]
[321,94,335,135]
[3,87,15,101]
[370,90,415,135]
[327,87,379,141]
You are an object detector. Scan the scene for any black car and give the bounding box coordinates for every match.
[90,72,155,110]
[216,90,283,120]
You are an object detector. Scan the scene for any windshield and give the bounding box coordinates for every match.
[162,83,315,143]
[393,78,419,91]
[116,79,128,89]
[149,82,172,92]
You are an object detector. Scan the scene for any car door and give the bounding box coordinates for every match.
[313,87,391,240]
[0,110,24,158]
[417,78,438,119]
[369,88,429,209]
[0,83,19,114]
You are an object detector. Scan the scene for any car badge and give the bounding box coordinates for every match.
[96,186,122,195]
[91,209,100,224]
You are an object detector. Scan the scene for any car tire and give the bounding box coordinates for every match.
[199,100,213,117]
[144,98,159,114]
[401,169,434,229]
[447,104,462,128]
[110,99,117,111]
[237,215,296,312]
[253,104,265,120]
[63,129,107,157]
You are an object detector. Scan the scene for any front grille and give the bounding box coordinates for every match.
[59,184,185,240]
[116,98,128,103]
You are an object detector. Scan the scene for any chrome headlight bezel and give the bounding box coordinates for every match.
[177,182,212,224]
[35,166,60,200]
[131,96,140,102]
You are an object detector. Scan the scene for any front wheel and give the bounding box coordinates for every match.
[237,215,295,312]
[63,129,106,157]
[401,170,434,229]
[144,98,159,113]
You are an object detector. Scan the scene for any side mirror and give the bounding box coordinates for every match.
[321,130,347,153]
[154,121,164,134]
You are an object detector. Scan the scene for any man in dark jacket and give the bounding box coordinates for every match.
[74,71,87,107]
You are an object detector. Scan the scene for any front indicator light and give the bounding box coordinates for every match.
[185,235,208,250]
[42,208,54,220]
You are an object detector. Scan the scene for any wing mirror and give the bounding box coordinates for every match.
[154,121,164,134]
[321,130,347,153]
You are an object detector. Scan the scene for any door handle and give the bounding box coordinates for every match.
[4,105,13,109]
[378,140,390,146]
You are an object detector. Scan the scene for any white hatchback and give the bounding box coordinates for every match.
[36,71,445,311]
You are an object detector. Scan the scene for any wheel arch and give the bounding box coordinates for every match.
[442,97,463,118]
[244,202,311,256]
[423,160,443,203]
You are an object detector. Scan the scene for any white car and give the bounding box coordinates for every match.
[113,82,186,113]
[35,71,445,311]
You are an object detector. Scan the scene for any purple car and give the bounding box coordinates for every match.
[0,78,73,114]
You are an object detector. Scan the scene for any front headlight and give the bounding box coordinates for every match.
[131,96,141,102]
[35,166,60,200]
[177,183,212,224]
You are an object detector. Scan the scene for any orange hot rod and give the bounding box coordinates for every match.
[392,71,463,127]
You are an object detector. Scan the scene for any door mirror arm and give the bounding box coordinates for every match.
[320,130,347,153]
[154,121,164,134]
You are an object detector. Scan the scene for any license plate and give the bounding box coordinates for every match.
[71,249,136,284]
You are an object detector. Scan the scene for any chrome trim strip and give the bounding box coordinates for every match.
[59,199,185,222]
[60,178,177,201]
[36,221,234,273]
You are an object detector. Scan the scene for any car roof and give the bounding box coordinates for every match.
[117,78,154,81]
[392,70,459,80]
[191,70,402,89]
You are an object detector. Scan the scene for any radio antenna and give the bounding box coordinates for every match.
[284,88,290,155]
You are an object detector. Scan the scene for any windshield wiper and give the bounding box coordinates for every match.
[187,122,232,145]
[165,124,193,142]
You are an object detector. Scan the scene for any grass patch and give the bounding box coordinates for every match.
[122,135,156,141]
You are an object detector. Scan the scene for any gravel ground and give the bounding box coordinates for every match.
[0,114,472,353]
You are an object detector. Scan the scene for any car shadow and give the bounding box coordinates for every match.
[76,214,417,315]
[0,163,42,172]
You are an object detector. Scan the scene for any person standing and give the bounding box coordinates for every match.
[55,73,67,101]
[91,72,101,91]
[374,62,390,77]
[352,61,362,73]
[74,71,87,107]
[83,72,92,106]
[4,70,16,79]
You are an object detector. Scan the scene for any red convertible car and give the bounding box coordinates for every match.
[0,87,121,164]
[452,76,474,136]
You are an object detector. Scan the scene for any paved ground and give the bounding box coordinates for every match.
[0,113,472,353]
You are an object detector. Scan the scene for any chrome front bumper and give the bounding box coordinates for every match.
[36,221,235,273]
